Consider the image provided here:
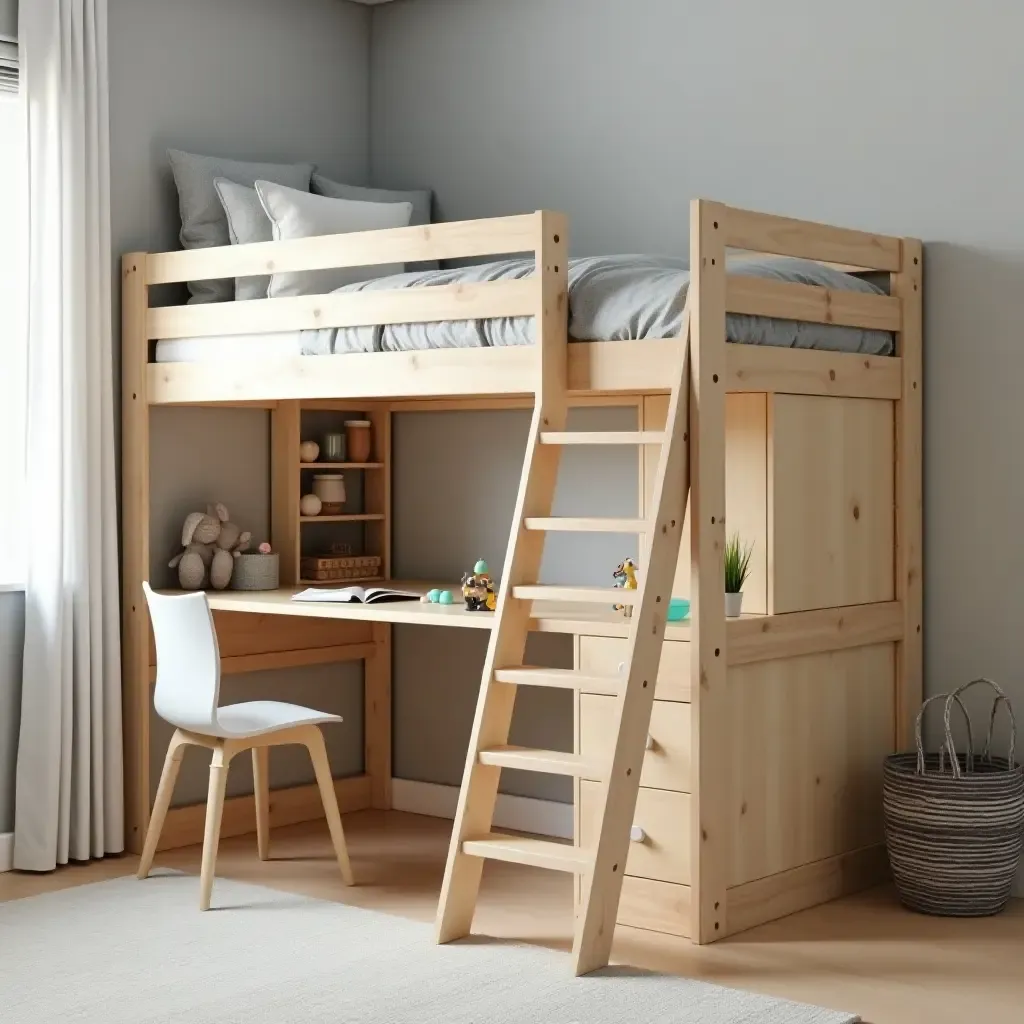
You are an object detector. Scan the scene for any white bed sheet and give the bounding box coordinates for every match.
[154,331,305,363]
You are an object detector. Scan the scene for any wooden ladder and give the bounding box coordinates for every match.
[435,212,691,975]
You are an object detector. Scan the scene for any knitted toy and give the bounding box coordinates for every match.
[169,502,252,590]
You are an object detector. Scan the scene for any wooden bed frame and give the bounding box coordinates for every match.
[121,200,922,945]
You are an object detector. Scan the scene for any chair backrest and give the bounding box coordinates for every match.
[142,583,221,734]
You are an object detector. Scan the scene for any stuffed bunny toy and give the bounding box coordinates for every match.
[169,502,252,590]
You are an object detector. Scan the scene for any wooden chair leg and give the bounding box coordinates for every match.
[304,727,354,886]
[199,744,231,911]
[138,730,188,880]
[252,746,270,861]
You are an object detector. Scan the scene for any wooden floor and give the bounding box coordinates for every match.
[2,809,1022,1023]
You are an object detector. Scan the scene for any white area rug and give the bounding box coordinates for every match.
[0,871,859,1023]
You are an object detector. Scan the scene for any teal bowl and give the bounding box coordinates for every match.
[667,598,690,622]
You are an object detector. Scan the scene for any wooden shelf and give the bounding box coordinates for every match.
[300,513,386,524]
[300,462,384,469]
[298,576,383,586]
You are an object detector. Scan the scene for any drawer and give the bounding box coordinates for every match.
[578,780,690,885]
[618,876,691,938]
[578,695,691,791]
[578,637,690,702]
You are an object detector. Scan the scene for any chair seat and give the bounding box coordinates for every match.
[206,700,343,739]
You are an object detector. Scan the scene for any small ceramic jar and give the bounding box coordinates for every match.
[312,473,346,515]
[322,432,346,463]
[345,420,373,463]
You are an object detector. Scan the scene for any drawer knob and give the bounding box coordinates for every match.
[629,825,647,843]
[617,661,626,674]
[645,733,654,751]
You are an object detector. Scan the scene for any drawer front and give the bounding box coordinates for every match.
[579,780,691,885]
[618,876,691,938]
[578,637,690,702]
[579,695,691,791]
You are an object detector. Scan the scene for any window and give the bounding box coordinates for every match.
[0,90,26,586]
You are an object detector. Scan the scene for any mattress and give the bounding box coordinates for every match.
[155,254,894,363]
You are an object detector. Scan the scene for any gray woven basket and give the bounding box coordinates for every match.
[883,678,1024,917]
[230,553,280,591]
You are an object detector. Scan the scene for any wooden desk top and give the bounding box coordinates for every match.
[200,581,695,641]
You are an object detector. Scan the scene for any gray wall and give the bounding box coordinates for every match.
[371,0,1024,778]
[0,592,24,834]
[108,0,372,804]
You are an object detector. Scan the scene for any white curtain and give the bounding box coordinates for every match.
[13,0,123,870]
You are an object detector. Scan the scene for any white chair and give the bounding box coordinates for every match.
[138,583,354,909]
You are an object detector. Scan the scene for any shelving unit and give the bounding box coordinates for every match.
[271,401,391,588]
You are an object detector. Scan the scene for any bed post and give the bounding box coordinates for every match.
[688,200,729,944]
[892,241,923,746]
[121,253,151,855]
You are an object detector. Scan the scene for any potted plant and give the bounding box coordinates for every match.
[724,534,753,618]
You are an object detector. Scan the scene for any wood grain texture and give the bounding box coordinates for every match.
[725,844,889,937]
[121,253,152,855]
[688,200,730,943]
[271,401,301,585]
[727,644,896,888]
[577,636,690,702]
[579,695,691,791]
[616,875,692,938]
[725,275,901,331]
[892,240,924,747]
[723,205,901,271]
[366,622,393,810]
[768,395,895,613]
[579,781,691,886]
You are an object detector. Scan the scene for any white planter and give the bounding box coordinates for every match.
[725,591,744,618]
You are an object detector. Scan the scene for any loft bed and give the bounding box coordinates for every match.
[121,200,922,946]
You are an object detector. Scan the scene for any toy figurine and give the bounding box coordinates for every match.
[613,557,638,617]
[462,558,497,611]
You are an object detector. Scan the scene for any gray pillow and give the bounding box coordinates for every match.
[312,173,436,271]
[168,149,314,303]
[255,180,414,298]
[213,179,273,301]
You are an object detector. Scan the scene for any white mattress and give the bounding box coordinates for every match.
[155,331,305,363]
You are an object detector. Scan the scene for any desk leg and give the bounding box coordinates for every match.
[366,622,392,809]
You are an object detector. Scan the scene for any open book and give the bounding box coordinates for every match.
[291,585,421,605]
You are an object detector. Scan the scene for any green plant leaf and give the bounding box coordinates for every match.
[724,533,753,593]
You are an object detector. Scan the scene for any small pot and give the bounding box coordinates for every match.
[312,473,346,515]
[345,420,373,464]
[725,591,744,618]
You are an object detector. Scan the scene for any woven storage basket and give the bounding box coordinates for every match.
[230,553,280,591]
[883,678,1024,916]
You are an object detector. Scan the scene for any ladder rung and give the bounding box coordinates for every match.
[494,667,623,695]
[512,584,638,605]
[539,431,665,446]
[462,834,589,873]
[523,517,647,533]
[478,746,603,778]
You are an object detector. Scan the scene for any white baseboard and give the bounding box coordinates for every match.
[0,832,12,872]
[390,778,573,840]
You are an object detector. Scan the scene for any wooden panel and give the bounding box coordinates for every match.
[723,205,901,271]
[157,773,372,852]
[726,347,901,400]
[145,214,541,285]
[149,280,535,340]
[617,876,691,938]
[769,395,894,613]
[579,695,691,791]
[728,644,896,887]
[726,275,901,331]
[726,844,889,937]
[148,611,372,667]
[579,781,691,885]
[578,636,690,702]
[892,241,924,747]
[643,393,767,610]
[271,401,300,585]
[728,601,903,666]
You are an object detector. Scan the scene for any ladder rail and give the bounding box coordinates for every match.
[572,308,692,975]
[435,211,570,944]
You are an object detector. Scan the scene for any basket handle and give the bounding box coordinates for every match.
[916,693,972,775]
[943,678,1016,779]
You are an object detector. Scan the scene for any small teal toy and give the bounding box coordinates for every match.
[667,597,690,622]
[426,588,441,603]
[438,590,454,605]
[461,558,496,611]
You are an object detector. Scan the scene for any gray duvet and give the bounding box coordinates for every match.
[300,254,893,357]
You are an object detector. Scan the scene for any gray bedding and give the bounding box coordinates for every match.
[298,254,894,357]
